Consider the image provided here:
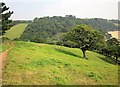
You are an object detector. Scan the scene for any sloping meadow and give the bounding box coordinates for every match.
[2,41,118,85]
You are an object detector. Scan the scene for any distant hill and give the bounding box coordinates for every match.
[10,20,31,27]
[20,15,118,43]
[109,20,119,24]
[4,23,28,40]
[2,41,118,85]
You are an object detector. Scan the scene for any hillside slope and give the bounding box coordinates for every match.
[2,41,118,85]
[4,23,28,40]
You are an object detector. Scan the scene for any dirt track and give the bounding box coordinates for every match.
[0,47,12,84]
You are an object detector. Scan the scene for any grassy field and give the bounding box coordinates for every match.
[4,23,28,40]
[2,41,118,85]
[108,31,120,41]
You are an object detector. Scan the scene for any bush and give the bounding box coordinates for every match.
[1,37,10,43]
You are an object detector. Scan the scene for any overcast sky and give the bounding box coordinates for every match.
[1,0,119,20]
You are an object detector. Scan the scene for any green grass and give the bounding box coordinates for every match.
[0,41,14,53]
[4,23,28,40]
[2,41,119,85]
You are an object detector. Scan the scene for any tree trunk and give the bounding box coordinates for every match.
[81,49,88,59]
[115,56,118,63]
[83,50,86,58]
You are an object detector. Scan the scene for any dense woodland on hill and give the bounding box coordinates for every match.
[19,16,120,62]
[20,15,118,43]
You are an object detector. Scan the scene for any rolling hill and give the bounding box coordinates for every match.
[20,16,117,43]
[2,41,118,85]
[4,23,28,40]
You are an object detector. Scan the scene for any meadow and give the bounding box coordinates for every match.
[4,23,28,40]
[2,41,118,85]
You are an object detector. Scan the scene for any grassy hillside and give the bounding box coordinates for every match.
[2,41,118,85]
[4,23,28,40]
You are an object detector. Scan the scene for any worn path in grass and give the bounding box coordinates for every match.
[0,47,13,83]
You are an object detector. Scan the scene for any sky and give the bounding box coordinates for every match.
[1,0,119,20]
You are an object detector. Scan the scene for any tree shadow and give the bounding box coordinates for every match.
[55,48,83,59]
[97,56,117,65]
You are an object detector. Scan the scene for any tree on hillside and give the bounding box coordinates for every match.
[0,2,13,35]
[106,38,120,62]
[63,24,104,59]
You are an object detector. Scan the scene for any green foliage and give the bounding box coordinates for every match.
[63,24,104,58]
[20,16,117,43]
[99,38,120,64]
[0,2,13,35]
[1,36,9,41]
[106,38,120,62]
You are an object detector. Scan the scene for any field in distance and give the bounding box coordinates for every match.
[4,23,28,40]
[108,31,120,41]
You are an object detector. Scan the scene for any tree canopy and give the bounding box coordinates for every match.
[63,24,104,59]
[106,38,120,61]
[20,16,117,43]
[0,2,13,35]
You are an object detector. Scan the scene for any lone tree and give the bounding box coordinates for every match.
[0,2,13,35]
[64,24,104,59]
